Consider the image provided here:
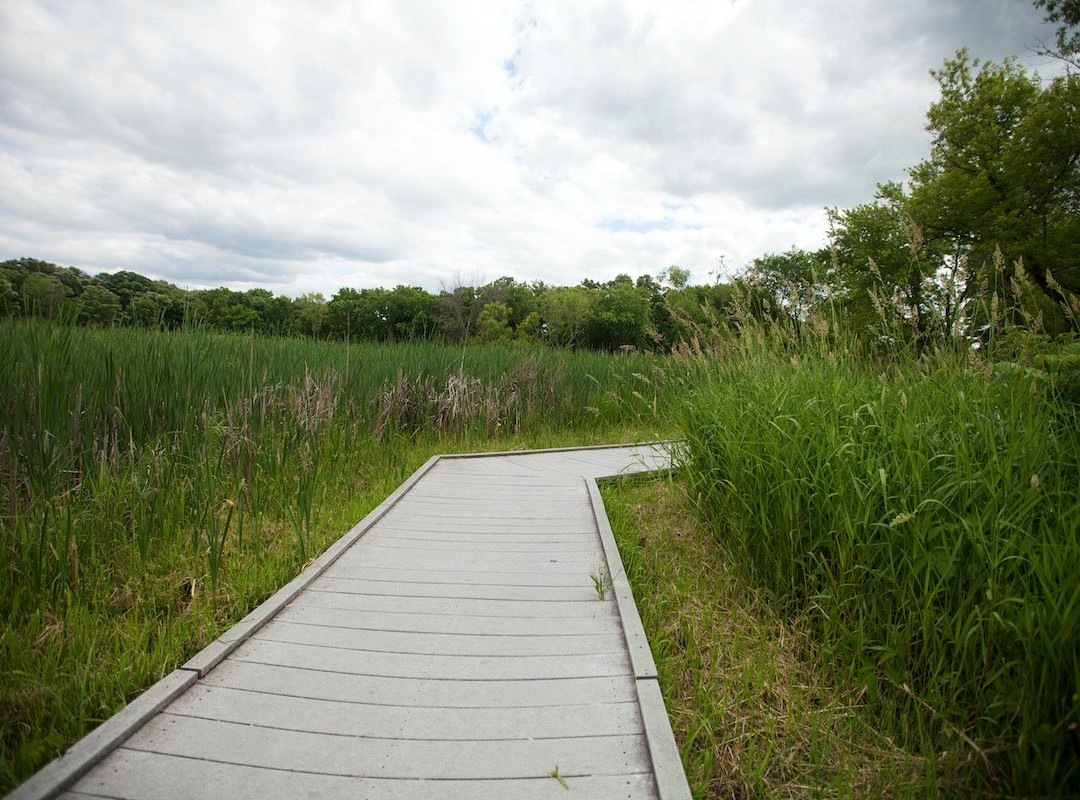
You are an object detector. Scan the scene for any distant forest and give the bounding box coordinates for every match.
[0,256,722,351]
[3,50,1078,351]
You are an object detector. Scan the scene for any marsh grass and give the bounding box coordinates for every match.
[4,274,1077,796]
[604,475,943,799]
[671,303,1080,795]
[0,320,672,792]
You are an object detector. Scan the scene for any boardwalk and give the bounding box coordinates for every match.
[12,444,690,800]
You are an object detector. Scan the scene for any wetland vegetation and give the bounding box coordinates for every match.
[3,45,1079,797]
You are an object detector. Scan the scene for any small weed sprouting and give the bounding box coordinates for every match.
[590,565,613,600]
[549,765,569,790]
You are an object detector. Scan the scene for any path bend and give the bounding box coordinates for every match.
[10,443,690,800]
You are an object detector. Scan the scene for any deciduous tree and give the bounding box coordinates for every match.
[1034,0,1080,65]
[21,273,66,318]
[908,50,1080,330]
[77,285,121,326]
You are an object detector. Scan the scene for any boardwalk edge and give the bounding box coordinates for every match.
[3,669,198,800]
[586,477,658,679]
[587,475,692,800]
[636,678,694,800]
[6,455,443,800]
[182,454,443,676]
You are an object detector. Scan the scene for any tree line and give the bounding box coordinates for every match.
[2,49,1077,351]
[0,257,726,351]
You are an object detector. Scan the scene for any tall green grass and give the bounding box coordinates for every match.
[0,320,672,792]
[604,475,943,799]
[677,333,1080,794]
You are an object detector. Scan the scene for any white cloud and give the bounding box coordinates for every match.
[0,0,1062,293]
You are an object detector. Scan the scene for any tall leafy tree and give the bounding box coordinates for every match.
[20,273,66,318]
[483,277,539,329]
[76,285,121,325]
[261,294,296,334]
[908,50,1080,329]
[829,182,945,340]
[292,293,327,338]
[746,247,832,329]
[584,275,651,351]
[476,302,513,343]
[381,286,435,340]
[541,286,592,348]
[437,284,482,343]
[326,288,371,340]
[93,270,155,311]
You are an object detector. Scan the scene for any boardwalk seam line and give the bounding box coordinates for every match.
[229,659,634,681]
[109,749,655,782]
[157,711,643,743]
[268,620,619,638]
[439,440,671,459]
[182,454,442,677]
[181,682,642,709]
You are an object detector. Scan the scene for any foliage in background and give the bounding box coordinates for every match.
[909,51,1080,329]
[1034,0,1080,65]
[4,51,1077,358]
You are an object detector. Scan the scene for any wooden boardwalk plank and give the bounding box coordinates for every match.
[229,638,632,680]
[199,660,641,708]
[325,554,606,573]
[321,564,601,585]
[277,603,624,636]
[121,714,650,780]
[69,750,657,800]
[301,576,607,601]
[15,444,689,800]
[355,539,602,554]
[166,683,646,739]
[288,591,619,618]
[234,618,627,656]
[359,530,596,543]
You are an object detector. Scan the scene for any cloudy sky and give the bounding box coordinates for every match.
[0,1,1063,295]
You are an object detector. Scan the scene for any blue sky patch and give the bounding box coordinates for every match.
[598,218,675,233]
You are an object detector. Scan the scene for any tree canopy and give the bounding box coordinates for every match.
[1034,0,1080,64]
